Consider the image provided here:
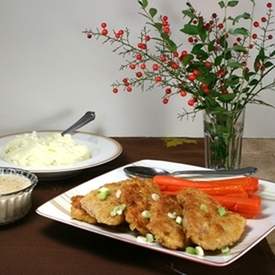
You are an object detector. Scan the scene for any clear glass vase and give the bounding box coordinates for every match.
[203,108,245,170]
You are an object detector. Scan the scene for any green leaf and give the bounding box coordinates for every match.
[218,1,225,8]
[227,1,239,7]
[249,79,259,86]
[232,12,251,25]
[182,9,195,19]
[225,49,232,60]
[232,45,248,53]
[230,27,249,36]
[214,55,223,66]
[264,61,273,68]
[180,24,200,35]
[181,54,194,65]
[227,60,242,69]
[218,94,236,103]
[149,8,157,17]
[153,22,163,32]
[161,33,177,52]
[138,0,148,8]
[191,44,204,54]
[270,50,275,57]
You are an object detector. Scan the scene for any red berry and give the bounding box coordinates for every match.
[192,69,200,76]
[152,64,160,71]
[162,97,169,104]
[123,78,129,84]
[236,37,241,42]
[140,63,146,69]
[101,29,108,36]
[171,62,179,70]
[136,53,142,60]
[253,21,259,28]
[179,90,187,97]
[204,61,212,69]
[249,44,254,49]
[261,17,267,23]
[165,87,172,94]
[173,51,179,58]
[129,63,136,70]
[218,23,224,29]
[159,55,167,62]
[252,33,257,39]
[162,26,170,33]
[188,37,194,43]
[267,2,272,8]
[126,86,132,92]
[87,33,92,39]
[101,22,107,28]
[201,83,209,94]
[115,33,121,39]
[118,29,124,36]
[162,16,168,22]
[212,13,217,18]
[155,76,162,82]
[136,71,143,78]
[187,98,196,106]
[268,34,273,39]
[144,35,151,41]
[188,73,196,81]
[112,87,118,93]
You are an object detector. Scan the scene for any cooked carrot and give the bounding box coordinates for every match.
[153,175,259,192]
[211,194,261,218]
[159,184,249,196]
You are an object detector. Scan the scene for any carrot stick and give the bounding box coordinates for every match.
[153,175,259,192]
[211,194,261,218]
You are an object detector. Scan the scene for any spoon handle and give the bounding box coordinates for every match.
[172,166,257,176]
[61,111,96,136]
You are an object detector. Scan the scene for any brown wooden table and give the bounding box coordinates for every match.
[1,138,274,275]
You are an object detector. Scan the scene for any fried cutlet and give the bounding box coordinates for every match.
[71,195,97,224]
[80,182,125,226]
[120,178,161,235]
[177,188,246,251]
[147,194,186,250]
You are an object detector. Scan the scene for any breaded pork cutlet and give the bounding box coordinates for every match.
[71,195,97,224]
[147,194,186,250]
[177,188,246,251]
[120,178,161,235]
[80,182,125,226]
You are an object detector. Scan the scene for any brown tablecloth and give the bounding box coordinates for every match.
[1,137,274,275]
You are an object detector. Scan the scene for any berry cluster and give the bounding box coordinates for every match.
[84,0,275,118]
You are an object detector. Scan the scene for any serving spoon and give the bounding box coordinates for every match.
[124,165,257,178]
[61,111,96,136]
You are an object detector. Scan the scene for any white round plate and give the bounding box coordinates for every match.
[0,131,122,179]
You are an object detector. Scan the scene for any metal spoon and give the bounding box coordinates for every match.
[123,165,257,178]
[61,111,96,136]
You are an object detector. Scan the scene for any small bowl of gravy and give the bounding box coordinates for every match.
[0,167,38,225]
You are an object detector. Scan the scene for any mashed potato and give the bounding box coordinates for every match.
[1,132,91,168]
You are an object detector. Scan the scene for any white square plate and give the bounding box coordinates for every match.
[36,159,275,267]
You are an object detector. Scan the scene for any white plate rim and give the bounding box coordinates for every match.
[0,131,123,174]
[36,159,275,267]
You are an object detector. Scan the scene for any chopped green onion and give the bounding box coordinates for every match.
[110,204,126,216]
[151,193,160,201]
[200,203,208,212]
[115,189,122,199]
[195,246,204,256]
[141,210,151,219]
[175,216,183,225]
[145,233,155,243]
[221,246,230,255]
[218,207,227,216]
[185,246,197,255]
[167,212,177,219]
[97,187,110,200]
